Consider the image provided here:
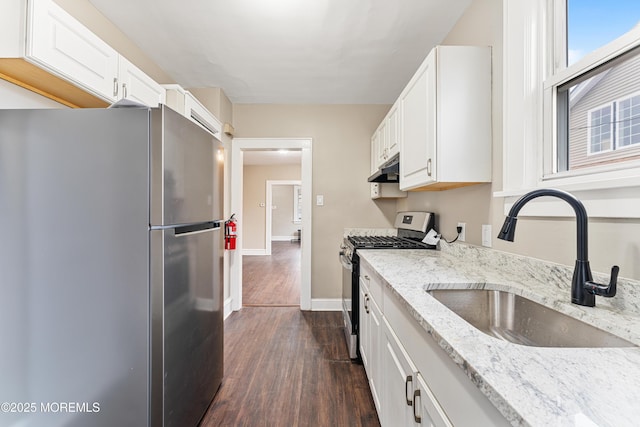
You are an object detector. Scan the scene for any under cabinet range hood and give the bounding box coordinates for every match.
[368,154,400,183]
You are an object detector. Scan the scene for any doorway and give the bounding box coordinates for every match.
[230,138,312,311]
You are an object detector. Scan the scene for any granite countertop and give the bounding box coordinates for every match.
[357,242,640,427]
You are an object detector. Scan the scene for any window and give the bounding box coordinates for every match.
[617,93,640,148]
[553,3,640,174]
[587,104,613,155]
[500,1,640,218]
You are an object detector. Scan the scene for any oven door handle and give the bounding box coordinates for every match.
[339,252,352,271]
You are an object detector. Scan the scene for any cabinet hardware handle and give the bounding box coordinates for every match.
[364,275,370,281]
[405,375,413,406]
[364,295,370,314]
[413,389,422,423]
[427,158,432,177]
[113,78,118,97]
[122,83,128,98]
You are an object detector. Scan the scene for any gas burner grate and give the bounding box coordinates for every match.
[347,235,430,249]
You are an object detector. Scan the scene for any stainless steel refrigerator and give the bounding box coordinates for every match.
[0,105,224,427]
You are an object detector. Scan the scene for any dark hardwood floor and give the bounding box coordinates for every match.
[199,242,379,426]
[199,308,380,427]
[243,241,301,306]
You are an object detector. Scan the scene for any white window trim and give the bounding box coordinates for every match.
[615,91,640,150]
[586,103,614,156]
[497,0,640,219]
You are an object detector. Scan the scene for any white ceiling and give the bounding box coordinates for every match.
[87,0,471,104]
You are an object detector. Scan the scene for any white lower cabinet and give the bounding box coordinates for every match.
[382,318,452,427]
[359,258,510,427]
[413,373,453,427]
[381,318,418,426]
[369,297,383,413]
[359,279,370,370]
[359,270,383,415]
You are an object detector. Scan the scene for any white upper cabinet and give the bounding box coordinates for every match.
[118,56,166,107]
[371,101,401,172]
[0,0,165,108]
[386,103,400,159]
[376,120,388,167]
[371,133,379,175]
[400,55,435,189]
[27,0,119,102]
[399,46,491,191]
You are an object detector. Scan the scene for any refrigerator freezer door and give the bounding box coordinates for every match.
[150,106,215,226]
[150,225,223,427]
[0,109,150,426]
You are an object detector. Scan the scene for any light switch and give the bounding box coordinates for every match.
[482,224,492,247]
[316,195,324,206]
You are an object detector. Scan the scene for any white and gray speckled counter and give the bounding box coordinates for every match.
[357,242,640,427]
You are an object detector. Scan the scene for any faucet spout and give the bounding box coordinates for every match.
[497,189,618,307]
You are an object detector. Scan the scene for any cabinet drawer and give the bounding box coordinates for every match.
[361,259,383,309]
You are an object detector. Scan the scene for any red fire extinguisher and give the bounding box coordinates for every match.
[225,214,237,250]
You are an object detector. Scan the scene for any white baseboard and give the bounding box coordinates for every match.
[310,298,342,311]
[243,248,266,256]
[223,298,233,320]
[271,236,295,241]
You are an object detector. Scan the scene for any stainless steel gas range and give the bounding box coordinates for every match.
[339,211,437,360]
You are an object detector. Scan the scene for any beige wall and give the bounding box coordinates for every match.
[243,164,301,249]
[233,104,397,298]
[400,0,640,281]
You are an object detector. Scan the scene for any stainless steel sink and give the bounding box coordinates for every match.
[427,289,636,348]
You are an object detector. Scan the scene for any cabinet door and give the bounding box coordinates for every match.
[399,50,436,190]
[377,121,388,167]
[27,0,118,102]
[371,133,379,174]
[118,56,166,107]
[387,103,400,158]
[413,373,453,427]
[369,297,383,415]
[359,279,370,371]
[382,318,416,427]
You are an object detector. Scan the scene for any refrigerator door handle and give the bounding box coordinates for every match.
[171,221,222,237]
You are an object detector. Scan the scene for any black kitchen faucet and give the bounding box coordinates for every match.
[497,188,618,307]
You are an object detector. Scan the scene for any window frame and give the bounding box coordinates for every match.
[543,8,640,181]
[498,0,640,219]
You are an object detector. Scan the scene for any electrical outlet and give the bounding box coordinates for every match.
[316,195,324,206]
[482,224,492,247]
[457,222,466,242]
